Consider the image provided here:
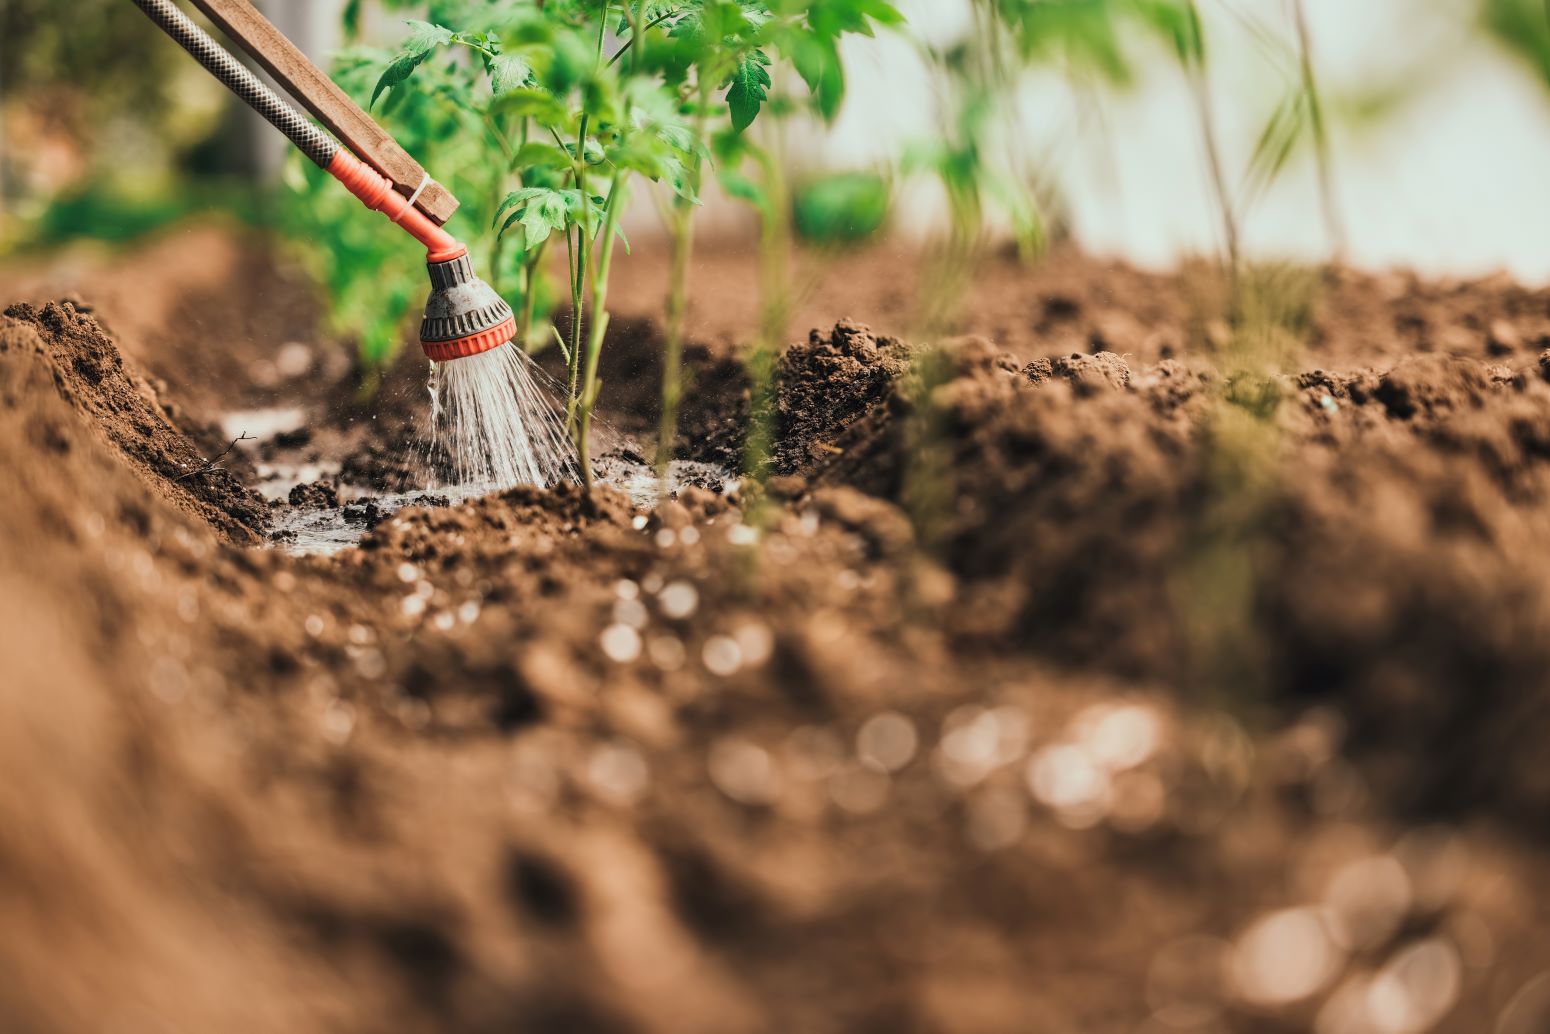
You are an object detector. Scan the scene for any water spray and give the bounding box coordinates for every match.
[129,0,575,489]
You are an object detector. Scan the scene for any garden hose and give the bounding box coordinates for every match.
[128,0,515,362]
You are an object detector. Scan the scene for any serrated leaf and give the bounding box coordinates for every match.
[724,50,772,133]
[490,54,533,96]
[497,188,576,251]
[402,19,454,58]
[494,187,550,228]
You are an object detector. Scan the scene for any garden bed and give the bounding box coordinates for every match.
[4,233,1550,1033]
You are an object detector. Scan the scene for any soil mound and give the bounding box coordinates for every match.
[765,320,1550,824]
[3,301,269,542]
[8,272,1550,1033]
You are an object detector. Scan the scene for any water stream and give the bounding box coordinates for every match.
[229,342,732,557]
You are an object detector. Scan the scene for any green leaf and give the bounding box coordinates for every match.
[369,20,454,109]
[792,171,890,246]
[717,166,769,214]
[789,35,845,121]
[724,49,772,133]
[342,0,362,41]
[511,142,573,174]
[402,20,455,59]
[494,187,550,229]
[496,188,577,251]
[1243,87,1309,201]
[371,53,421,110]
[488,88,571,126]
[490,54,533,96]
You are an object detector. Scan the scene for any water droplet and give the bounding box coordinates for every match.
[397,562,420,583]
[1231,907,1344,1006]
[1026,745,1112,828]
[857,712,918,773]
[613,597,649,629]
[587,741,649,805]
[1076,702,1162,772]
[646,634,685,671]
[304,614,325,637]
[1366,939,1460,1034]
[322,699,356,745]
[702,635,743,676]
[1324,855,1412,950]
[733,620,774,667]
[658,580,699,619]
[708,738,781,806]
[600,624,642,663]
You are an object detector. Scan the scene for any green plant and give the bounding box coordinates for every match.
[663,0,904,499]
[336,2,708,485]
[301,1,897,489]
[792,169,891,245]
[647,0,905,485]
[1481,0,1550,87]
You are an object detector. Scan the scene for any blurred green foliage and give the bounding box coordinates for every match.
[0,0,229,241]
[792,170,890,245]
[1481,0,1550,87]
[17,182,265,249]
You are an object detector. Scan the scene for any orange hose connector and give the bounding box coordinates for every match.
[327,151,468,264]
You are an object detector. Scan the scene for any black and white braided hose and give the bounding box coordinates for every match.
[128,0,338,168]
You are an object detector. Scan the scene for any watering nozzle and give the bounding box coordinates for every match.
[128,0,512,364]
[327,152,515,362]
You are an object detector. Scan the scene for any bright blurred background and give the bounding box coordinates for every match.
[4,0,1549,278]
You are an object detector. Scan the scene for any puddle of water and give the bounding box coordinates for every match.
[267,447,734,557]
[270,486,485,556]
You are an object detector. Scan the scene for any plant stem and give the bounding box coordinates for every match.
[743,124,792,510]
[607,11,676,68]
[1291,0,1345,262]
[577,171,629,490]
[566,221,585,421]
[1182,2,1239,309]
[655,84,710,482]
[517,239,549,350]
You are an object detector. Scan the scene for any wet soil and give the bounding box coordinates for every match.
[5,230,1550,1033]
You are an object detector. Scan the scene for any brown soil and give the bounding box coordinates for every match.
[4,229,1550,1033]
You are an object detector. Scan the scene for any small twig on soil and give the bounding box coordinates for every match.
[175,433,253,482]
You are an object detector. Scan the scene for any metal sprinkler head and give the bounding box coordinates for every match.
[420,254,517,363]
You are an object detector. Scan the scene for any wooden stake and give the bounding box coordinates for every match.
[185,0,459,224]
